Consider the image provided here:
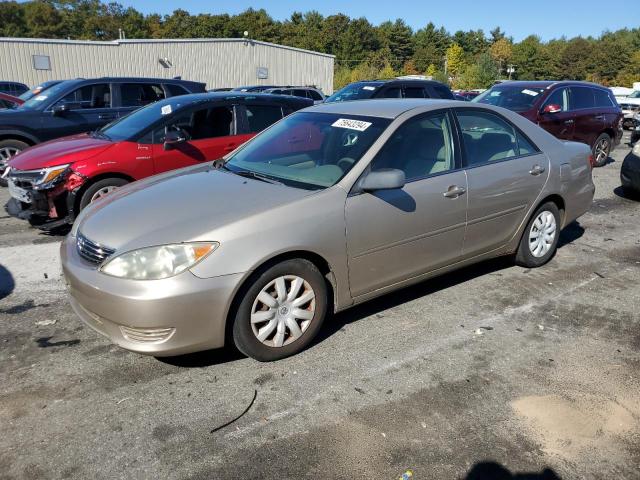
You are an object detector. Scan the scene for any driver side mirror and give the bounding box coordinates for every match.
[163,129,186,150]
[542,104,562,114]
[359,168,406,192]
[52,102,80,116]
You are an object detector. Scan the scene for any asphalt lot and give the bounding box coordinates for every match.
[1,135,639,480]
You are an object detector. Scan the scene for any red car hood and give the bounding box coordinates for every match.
[9,133,115,171]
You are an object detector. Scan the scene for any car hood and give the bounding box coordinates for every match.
[8,133,114,171]
[76,165,316,252]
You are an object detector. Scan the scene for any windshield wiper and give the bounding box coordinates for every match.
[231,169,284,185]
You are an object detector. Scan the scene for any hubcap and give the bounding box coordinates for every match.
[595,138,609,164]
[0,146,20,169]
[90,186,118,202]
[250,275,316,348]
[529,211,557,258]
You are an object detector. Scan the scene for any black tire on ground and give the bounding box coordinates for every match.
[0,139,29,187]
[232,259,328,362]
[592,133,612,168]
[515,202,562,268]
[78,178,129,212]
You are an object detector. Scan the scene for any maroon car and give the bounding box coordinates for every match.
[0,92,24,109]
[474,81,623,167]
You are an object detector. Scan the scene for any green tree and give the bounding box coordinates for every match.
[445,43,465,78]
[490,37,512,74]
[0,1,27,37]
[377,19,414,70]
[511,35,548,80]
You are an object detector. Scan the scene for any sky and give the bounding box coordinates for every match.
[115,0,640,42]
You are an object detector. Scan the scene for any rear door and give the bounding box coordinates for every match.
[115,82,167,118]
[570,86,600,147]
[456,108,549,256]
[538,87,574,141]
[42,82,114,141]
[403,86,427,98]
[151,102,243,173]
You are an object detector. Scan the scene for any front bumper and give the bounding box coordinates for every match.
[4,180,78,230]
[61,236,245,356]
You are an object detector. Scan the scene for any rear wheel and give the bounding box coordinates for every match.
[592,133,611,167]
[78,178,129,212]
[0,139,29,187]
[232,259,328,361]
[515,202,561,268]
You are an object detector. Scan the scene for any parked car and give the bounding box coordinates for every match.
[232,85,280,93]
[61,99,594,361]
[616,91,640,129]
[0,81,28,96]
[0,92,23,110]
[454,94,469,101]
[325,79,455,103]
[631,113,640,145]
[17,80,63,102]
[0,77,206,180]
[263,87,325,104]
[621,142,640,194]
[455,90,481,101]
[474,81,623,167]
[4,93,312,230]
[209,88,233,92]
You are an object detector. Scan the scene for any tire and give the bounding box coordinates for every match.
[592,133,611,168]
[515,202,561,268]
[78,178,129,212]
[0,139,29,187]
[232,259,328,361]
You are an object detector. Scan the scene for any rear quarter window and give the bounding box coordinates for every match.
[431,84,454,99]
[593,89,614,108]
[164,84,189,97]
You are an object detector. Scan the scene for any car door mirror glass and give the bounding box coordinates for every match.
[52,102,80,115]
[360,168,406,192]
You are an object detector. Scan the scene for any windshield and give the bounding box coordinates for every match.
[100,97,196,141]
[20,81,73,110]
[325,82,383,103]
[473,86,546,112]
[628,91,640,99]
[18,82,58,102]
[225,112,391,190]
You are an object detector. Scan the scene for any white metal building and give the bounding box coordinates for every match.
[0,37,335,94]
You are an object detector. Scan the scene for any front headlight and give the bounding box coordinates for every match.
[100,242,218,280]
[33,164,70,189]
[633,143,640,157]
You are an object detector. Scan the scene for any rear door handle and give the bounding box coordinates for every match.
[594,115,605,120]
[98,114,116,120]
[529,165,545,176]
[443,185,466,198]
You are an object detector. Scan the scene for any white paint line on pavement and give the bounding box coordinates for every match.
[0,241,64,294]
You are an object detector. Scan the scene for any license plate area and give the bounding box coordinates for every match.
[8,180,31,203]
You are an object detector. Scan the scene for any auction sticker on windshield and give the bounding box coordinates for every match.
[332,118,372,131]
[161,105,172,115]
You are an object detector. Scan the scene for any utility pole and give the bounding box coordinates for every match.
[507,64,516,80]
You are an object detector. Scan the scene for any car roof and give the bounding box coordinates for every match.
[307,99,459,119]
[157,91,313,107]
[494,80,609,90]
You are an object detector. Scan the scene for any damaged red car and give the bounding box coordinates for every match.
[4,92,311,230]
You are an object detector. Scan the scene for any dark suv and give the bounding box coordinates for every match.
[325,79,455,103]
[474,81,623,167]
[0,77,206,179]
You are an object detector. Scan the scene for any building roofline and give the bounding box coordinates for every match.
[0,37,335,59]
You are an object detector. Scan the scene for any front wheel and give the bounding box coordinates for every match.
[0,139,29,187]
[515,202,561,268]
[592,133,611,167]
[232,259,328,361]
[78,178,129,212]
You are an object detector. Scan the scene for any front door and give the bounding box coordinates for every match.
[345,111,468,297]
[151,104,250,174]
[455,108,550,256]
[538,87,575,141]
[43,83,114,141]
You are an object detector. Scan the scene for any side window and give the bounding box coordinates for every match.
[293,89,308,98]
[404,87,426,98]
[516,131,539,156]
[308,90,323,101]
[543,88,569,112]
[379,87,402,98]
[120,83,165,108]
[245,105,283,133]
[151,113,192,144]
[190,106,234,139]
[432,84,454,99]
[457,110,519,166]
[370,112,455,181]
[593,89,614,108]
[164,84,189,97]
[570,87,595,110]
[58,83,111,109]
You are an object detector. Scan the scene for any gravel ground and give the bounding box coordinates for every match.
[0,134,638,480]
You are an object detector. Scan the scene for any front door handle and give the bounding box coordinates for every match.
[98,114,116,120]
[443,185,466,198]
[529,165,545,176]
[564,119,574,125]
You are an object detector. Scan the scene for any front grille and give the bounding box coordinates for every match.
[77,233,115,264]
